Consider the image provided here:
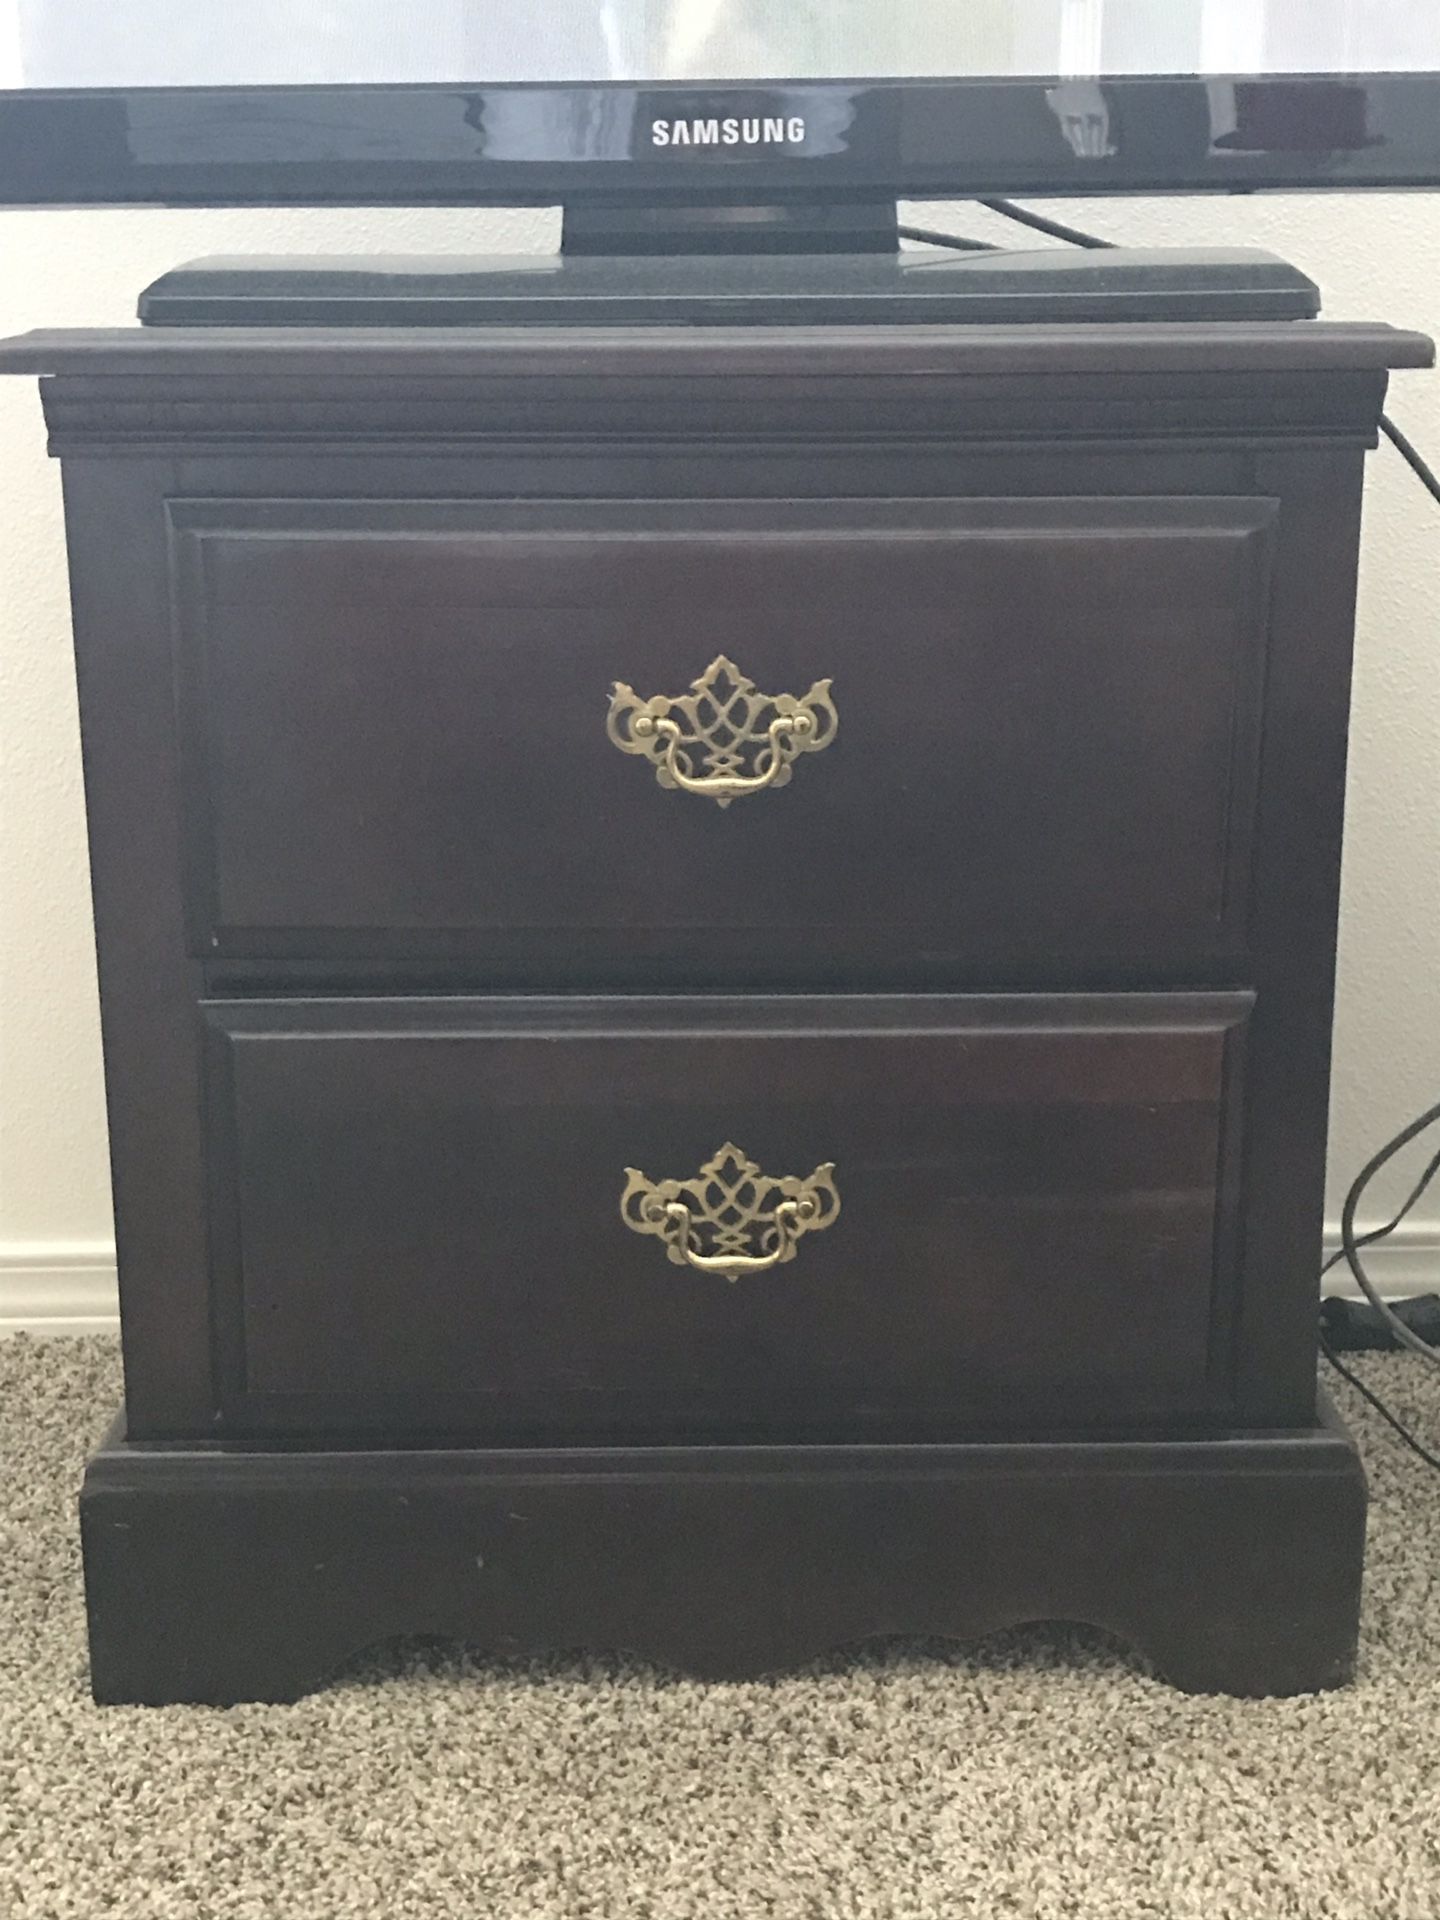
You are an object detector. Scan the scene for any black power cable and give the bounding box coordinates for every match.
[1380,414,1440,509]
[1337,1102,1440,1366]
[977,197,1115,249]
[905,203,1439,505]
[1319,1334,1440,1473]
[1320,1117,1440,1476]
[896,223,998,253]
[1322,1140,1440,1286]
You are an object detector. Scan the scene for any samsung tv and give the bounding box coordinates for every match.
[3,0,1440,216]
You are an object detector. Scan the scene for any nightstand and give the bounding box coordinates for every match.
[2,317,1429,1701]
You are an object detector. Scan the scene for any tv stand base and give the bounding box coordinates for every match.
[136,243,1320,328]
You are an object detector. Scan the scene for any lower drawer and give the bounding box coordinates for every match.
[201,992,1250,1439]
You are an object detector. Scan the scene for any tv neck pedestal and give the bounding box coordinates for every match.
[561,196,904,254]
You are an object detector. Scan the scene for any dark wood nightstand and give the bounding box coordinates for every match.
[1,317,1429,1702]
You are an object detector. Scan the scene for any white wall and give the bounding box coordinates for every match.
[2,193,1438,1331]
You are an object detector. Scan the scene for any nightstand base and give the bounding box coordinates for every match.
[80,1396,1366,1705]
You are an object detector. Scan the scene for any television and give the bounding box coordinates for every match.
[3,0,1440,213]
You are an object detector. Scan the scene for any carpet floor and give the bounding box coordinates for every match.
[0,1337,1436,1920]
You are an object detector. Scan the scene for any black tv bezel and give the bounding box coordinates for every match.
[2,73,1439,208]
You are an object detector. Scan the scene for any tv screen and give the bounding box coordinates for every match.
[3,0,1440,205]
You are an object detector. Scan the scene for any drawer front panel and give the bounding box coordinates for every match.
[175,497,1274,983]
[202,993,1250,1438]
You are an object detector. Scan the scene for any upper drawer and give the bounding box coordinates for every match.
[173,496,1275,986]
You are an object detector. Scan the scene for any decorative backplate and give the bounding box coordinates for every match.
[620,1143,840,1282]
[607,655,838,807]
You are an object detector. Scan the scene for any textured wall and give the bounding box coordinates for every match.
[1,194,1438,1323]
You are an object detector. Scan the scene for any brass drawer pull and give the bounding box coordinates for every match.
[607,655,837,808]
[621,1143,839,1282]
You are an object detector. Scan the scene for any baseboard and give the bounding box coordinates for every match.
[1320,1226,1439,1301]
[0,1242,120,1336]
[1,1227,1434,1338]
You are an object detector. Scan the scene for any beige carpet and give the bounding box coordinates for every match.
[0,1336,1437,1920]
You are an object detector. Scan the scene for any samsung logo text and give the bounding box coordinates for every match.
[651,116,807,150]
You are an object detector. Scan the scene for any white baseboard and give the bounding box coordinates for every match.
[0,1228,1434,1338]
[1320,1225,1439,1301]
[0,1242,120,1336]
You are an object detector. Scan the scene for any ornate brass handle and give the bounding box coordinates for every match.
[607,655,838,808]
[653,1197,805,1276]
[621,1143,840,1283]
[638,712,811,803]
